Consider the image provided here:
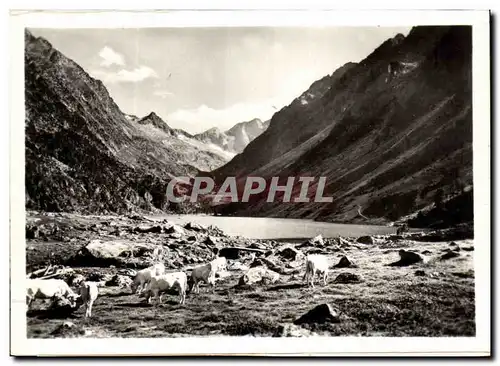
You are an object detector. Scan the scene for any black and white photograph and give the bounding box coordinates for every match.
[9,9,491,357]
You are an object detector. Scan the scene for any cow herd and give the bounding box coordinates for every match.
[26,252,331,318]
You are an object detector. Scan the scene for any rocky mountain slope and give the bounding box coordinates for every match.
[24,29,229,214]
[211,26,473,225]
[194,118,270,154]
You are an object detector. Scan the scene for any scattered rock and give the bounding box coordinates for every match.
[169,233,183,239]
[275,245,304,261]
[226,261,249,272]
[429,271,445,278]
[451,270,474,279]
[333,255,354,268]
[71,239,156,266]
[26,225,40,239]
[286,260,303,269]
[387,235,404,241]
[184,222,206,232]
[338,237,351,247]
[274,323,317,337]
[249,242,267,250]
[294,303,340,325]
[238,266,280,286]
[440,249,460,261]
[218,247,241,260]
[133,225,163,234]
[388,249,423,266]
[333,272,362,284]
[118,268,137,277]
[205,236,218,246]
[106,274,133,288]
[87,271,110,282]
[356,236,374,245]
[69,274,86,287]
[50,321,87,337]
[164,224,185,235]
[250,257,299,275]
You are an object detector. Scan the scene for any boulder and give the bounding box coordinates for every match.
[250,257,299,275]
[387,249,423,266]
[184,222,206,232]
[71,239,155,266]
[356,236,375,245]
[106,274,133,288]
[274,323,317,337]
[133,225,163,234]
[440,249,460,261]
[227,261,249,272]
[249,242,268,250]
[205,236,218,246]
[448,242,461,252]
[294,303,340,325]
[164,224,185,235]
[333,272,362,284]
[169,233,183,239]
[238,266,280,286]
[333,256,353,268]
[414,270,426,277]
[275,245,304,261]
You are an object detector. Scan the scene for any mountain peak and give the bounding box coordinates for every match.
[137,112,171,133]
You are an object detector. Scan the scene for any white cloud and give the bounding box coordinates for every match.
[153,90,175,99]
[98,46,125,67]
[166,97,291,134]
[91,65,158,84]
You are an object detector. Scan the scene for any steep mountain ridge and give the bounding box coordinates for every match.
[211,26,473,224]
[24,29,227,213]
[194,118,270,154]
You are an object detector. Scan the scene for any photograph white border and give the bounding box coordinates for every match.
[9,9,491,357]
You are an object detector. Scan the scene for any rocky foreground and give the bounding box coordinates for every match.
[25,212,475,338]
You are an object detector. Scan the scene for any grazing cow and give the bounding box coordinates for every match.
[26,278,80,309]
[189,256,226,294]
[130,263,165,294]
[303,254,330,288]
[144,272,188,305]
[189,262,216,294]
[79,281,99,318]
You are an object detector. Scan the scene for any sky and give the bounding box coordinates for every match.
[30,26,411,134]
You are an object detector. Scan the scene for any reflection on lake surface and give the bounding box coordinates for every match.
[146,214,397,240]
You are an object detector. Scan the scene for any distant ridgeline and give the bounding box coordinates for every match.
[25,26,473,228]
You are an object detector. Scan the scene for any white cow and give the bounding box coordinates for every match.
[211,256,227,273]
[26,278,80,309]
[79,281,99,318]
[303,254,330,288]
[130,263,165,294]
[189,256,226,294]
[144,272,188,305]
